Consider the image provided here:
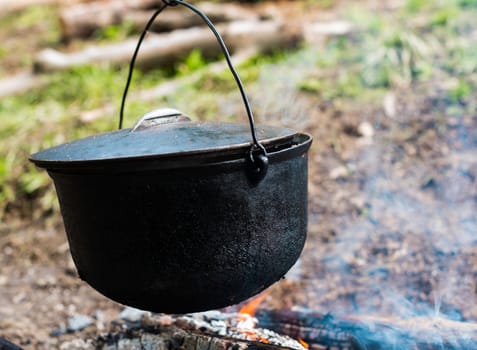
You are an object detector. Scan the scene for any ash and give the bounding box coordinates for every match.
[144,311,307,350]
[54,307,310,350]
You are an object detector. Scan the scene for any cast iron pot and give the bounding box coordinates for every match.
[30,110,312,313]
[29,0,313,313]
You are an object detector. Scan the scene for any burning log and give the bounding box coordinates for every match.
[98,325,296,350]
[256,309,477,350]
[59,1,258,40]
[94,312,307,350]
[53,306,477,350]
[34,20,300,73]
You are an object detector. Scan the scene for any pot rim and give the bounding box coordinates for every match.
[29,121,303,167]
[38,133,312,174]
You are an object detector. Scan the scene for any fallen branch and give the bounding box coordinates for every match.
[34,20,300,73]
[59,1,258,40]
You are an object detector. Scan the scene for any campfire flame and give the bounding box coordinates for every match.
[239,290,271,318]
[236,291,307,349]
[297,338,309,349]
[237,291,278,344]
[237,291,271,343]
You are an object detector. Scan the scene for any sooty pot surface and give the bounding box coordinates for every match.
[46,135,310,313]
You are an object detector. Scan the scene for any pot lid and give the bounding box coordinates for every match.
[30,108,298,167]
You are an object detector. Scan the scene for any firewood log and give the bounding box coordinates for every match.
[96,317,302,350]
[256,309,477,350]
[34,20,301,73]
[59,1,258,40]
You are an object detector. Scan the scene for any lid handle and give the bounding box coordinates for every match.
[119,0,268,180]
[131,108,190,132]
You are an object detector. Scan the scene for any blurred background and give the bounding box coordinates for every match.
[1,0,477,348]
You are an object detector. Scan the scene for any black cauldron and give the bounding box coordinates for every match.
[29,0,313,313]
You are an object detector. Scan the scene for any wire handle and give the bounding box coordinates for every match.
[119,0,268,177]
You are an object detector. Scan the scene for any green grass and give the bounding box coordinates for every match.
[93,21,137,42]
[297,0,477,98]
[0,63,167,217]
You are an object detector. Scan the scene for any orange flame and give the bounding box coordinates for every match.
[237,290,272,344]
[239,290,271,317]
[298,338,309,349]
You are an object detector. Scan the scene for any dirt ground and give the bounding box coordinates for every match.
[1,1,477,349]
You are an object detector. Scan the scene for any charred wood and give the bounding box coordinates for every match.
[96,313,304,350]
[0,337,22,350]
[257,310,360,350]
[256,309,477,350]
[98,328,287,350]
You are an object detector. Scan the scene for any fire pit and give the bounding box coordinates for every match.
[58,304,477,350]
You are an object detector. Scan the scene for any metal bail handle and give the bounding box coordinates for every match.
[119,0,268,179]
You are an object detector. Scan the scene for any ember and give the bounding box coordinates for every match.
[95,311,307,350]
[297,338,309,349]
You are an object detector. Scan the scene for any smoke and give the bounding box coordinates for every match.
[313,128,477,320]
[213,48,319,130]
[250,48,318,130]
[298,110,477,346]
